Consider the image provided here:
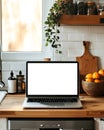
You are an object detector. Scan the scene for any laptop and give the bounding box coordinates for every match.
[23,61,82,108]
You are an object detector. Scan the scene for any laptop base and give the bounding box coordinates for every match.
[23,97,82,109]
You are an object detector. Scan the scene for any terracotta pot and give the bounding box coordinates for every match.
[44,58,51,61]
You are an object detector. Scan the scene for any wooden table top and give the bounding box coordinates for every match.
[0,94,104,118]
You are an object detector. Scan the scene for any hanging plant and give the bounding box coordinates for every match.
[44,0,77,54]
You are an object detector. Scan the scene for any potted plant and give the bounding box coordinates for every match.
[44,0,77,53]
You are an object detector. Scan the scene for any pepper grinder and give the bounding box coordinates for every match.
[8,71,17,93]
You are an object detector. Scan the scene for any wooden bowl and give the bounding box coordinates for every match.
[82,80,104,96]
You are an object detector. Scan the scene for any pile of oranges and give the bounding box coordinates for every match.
[85,69,104,83]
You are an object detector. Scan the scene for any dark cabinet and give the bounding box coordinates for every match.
[8,118,94,130]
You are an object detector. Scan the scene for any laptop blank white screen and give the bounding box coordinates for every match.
[27,62,78,96]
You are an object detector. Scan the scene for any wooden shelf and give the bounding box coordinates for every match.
[59,15,104,25]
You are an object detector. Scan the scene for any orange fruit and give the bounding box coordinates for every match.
[85,73,93,79]
[94,79,101,83]
[85,78,94,82]
[98,69,104,77]
[92,72,100,79]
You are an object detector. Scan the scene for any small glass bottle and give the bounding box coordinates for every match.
[16,70,25,93]
[87,1,97,15]
[8,71,17,93]
[77,0,88,15]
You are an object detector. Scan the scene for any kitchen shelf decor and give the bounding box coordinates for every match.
[44,0,104,53]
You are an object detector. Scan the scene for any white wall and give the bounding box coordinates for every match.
[1,0,104,88]
[54,25,104,66]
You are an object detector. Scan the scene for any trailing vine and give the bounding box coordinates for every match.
[44,0,78,53]
[44,0,61,53]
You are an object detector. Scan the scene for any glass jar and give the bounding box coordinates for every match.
[16,71,25,93]
[77,0,87,15]
[97,4,104,15]
[87,1,97,15]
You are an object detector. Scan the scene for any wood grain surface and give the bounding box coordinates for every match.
[60,15,104,25]
[0,94,104,118]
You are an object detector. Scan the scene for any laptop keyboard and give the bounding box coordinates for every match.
[27,97,78,103]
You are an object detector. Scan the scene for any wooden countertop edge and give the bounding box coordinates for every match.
[0,94,104,118]
[0,109,104,118]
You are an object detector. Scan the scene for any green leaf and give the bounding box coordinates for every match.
[45,42,48,46]
[59,51,62,54]
[57,30,60,33]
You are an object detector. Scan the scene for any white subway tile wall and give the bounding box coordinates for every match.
[54,26,104,65]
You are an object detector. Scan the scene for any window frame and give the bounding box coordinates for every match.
[0,0,54,61]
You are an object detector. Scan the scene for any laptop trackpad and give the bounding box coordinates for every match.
[41,102,64,106]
